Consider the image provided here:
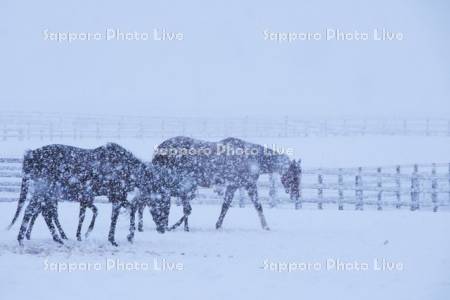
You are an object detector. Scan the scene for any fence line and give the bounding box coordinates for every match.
[1,112,450,140]
[1,157,449,211]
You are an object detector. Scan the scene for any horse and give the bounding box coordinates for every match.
[129,163,196,233]
[150,136,301,231]
[8,143,168,246]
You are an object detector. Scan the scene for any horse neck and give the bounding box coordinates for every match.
[261,153,289,175]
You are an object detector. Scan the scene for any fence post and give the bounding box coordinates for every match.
[448,163,450,206]
[202,119,208,137]
[137,121,144,139]
[362,119,367,136]
[377,167,383,210]
[49,122,54,141]
[242,116,248,138]
[78,120,83,139]
[381,119,387,135]
[269,173,277,208]
[2,124,7,141]
[294,160,302,210]
[338,168,344,210]
[410,164,420,211]
[117,120,122,139]
[317,171,323,209]
[302,121,309,136]
[395,165,401,208]
[18,128,24,141]
[27,122,31,140]
[182,120,187,137]
[161,119,165,138]
[284,116,289,137]
[96,122,101,140]
[355,167,363,210]
[431,163,438,212]
[58,117,63,139]
[73,121,77,140]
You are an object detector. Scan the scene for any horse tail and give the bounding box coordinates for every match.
[293,159,302,194]
[7,152,32,229]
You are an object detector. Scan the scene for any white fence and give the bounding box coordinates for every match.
[1,157,449,211]
[1,112,450,139]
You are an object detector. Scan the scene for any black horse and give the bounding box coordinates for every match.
[8,143,168,246]
[149,136,301,231]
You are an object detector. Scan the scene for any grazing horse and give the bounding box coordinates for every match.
[8,143,168,246]
[150,136,301,231]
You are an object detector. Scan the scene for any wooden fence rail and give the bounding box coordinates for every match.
[1,157,449,211]
[1,113,450,139]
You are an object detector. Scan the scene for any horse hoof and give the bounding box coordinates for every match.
[25,234,31,240]
[215,223,222,230]
[77,236,82,242]
[61,235,68,240]
[85,229,93,239]
[109,240,119,247]
[54,238,64,245]
[263,226,270,231]
[127,235,134,243]
[138,227,143,232]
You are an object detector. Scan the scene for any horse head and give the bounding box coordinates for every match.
[281,159,301,200]
[135,164,174,233]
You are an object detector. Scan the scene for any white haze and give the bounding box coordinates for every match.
[1,0,449,118]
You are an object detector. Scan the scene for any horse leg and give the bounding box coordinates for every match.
[137,201,144,232]
[52,202,68,240]
[127,201,137,243]
[162,194,171,230]
[248,185,269,230]
[168,194,191,231]
[215,186,237,229]
[181,195,192,232]
[25,207,40,240]
[42,204,64,244]
[18,200,40,245]
[168,215,186,231]
[76,203,87,241]
[54,218,67,240]
[108,200,121,246]
[85,202,98,238]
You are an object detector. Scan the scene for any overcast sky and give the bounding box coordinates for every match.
[1,0,449,118]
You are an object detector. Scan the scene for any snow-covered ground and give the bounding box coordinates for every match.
[1,203,449,300]
[0,135,449,300]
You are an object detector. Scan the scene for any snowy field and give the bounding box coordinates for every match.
[1,203,449,300]
[0,135,449,300]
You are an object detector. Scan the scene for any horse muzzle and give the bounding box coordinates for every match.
[156,225,166,234]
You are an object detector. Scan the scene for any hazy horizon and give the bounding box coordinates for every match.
[1,0,449,118]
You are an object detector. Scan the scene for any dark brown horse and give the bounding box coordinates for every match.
[147,136,301,231]
[8,143,168,246]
